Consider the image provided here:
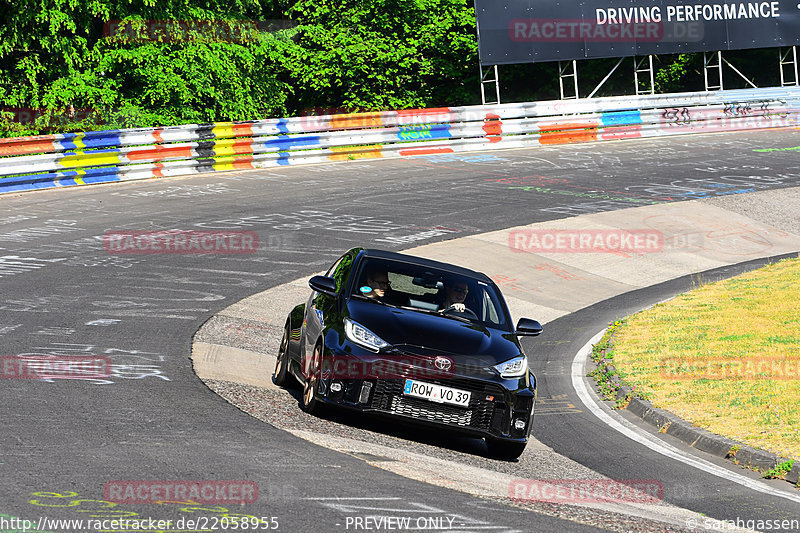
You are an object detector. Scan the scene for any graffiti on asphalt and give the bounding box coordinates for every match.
[194,211,406,234]
[14,343,170,385]
[110,183,238,198]
[0,256,66,279]
[531,263,586,282]
[0,220,80,244]
[27,491,266,521]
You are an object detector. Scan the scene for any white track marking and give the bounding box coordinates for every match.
[572,329,800,505]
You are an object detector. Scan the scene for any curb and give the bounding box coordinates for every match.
[593,361,800,487]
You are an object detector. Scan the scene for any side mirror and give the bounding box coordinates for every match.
[309,275,337,297]
[515,318,542,336]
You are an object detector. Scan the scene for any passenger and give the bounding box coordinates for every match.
[361,267,406,306]
[363,268,390,300]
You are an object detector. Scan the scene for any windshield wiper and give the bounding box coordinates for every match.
[350,293,401,309]
[352,294,473,323]
[403,306,473,324]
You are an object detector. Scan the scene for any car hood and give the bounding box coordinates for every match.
[347,299,520,365]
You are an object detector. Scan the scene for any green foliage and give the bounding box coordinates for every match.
[60,28,293,127]
[1,0,479,134]
[0,0,292,134]
[285,0,478,111]
[654,54,699,93]
[762,459,794,479]
[589,319,654,406]
[589,320,624,402]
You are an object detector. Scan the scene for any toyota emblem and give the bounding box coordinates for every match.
[434,356,452,371]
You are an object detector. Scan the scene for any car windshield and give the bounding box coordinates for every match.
[351,257,510,328]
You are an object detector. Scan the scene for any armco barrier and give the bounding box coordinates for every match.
[2,87,799,195]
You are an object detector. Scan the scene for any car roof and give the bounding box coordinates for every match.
[360,248,492,283]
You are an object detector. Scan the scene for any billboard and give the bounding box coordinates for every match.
[474,0,800,65]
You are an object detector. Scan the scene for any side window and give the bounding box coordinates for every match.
[330,253,355,293]
[482,290,500,324]
[325,257,343,278]
[488,286,509,327]
[315,253,354,310]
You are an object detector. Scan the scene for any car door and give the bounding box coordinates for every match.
[302,250,357,363]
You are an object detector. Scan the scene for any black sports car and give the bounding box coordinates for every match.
[272,248,543,459]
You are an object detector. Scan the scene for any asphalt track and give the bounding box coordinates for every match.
[2,129,800,532]
[531,257,800,520]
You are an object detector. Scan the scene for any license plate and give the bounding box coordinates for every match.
[403,379,471,407]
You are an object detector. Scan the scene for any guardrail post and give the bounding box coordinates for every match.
[704,51,724,92]
[480,65,501,105]
[559,60,579,100]
[634,56,655,96]
[780,46,799,87]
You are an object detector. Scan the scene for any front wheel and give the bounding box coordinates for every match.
[486,437,526,460]
[272,324,290,387]
[301,344,323,415]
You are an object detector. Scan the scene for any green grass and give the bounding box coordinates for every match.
[609,257,800,460]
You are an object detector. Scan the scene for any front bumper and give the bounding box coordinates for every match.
[315,374,535,442]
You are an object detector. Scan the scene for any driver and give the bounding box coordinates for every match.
[439,278,469,313]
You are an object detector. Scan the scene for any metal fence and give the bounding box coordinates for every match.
[1,87,799,195]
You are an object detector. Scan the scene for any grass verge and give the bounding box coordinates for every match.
[595,256,800,461]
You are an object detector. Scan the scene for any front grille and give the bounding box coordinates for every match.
[370,378,504,431]
[389,396,473,426]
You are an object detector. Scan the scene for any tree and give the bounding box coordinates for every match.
[0,0,292,135]
[284,0,478,111]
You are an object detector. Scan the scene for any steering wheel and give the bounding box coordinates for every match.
[442,305,478,320]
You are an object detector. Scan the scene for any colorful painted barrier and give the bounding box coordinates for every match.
[2,87,799,194]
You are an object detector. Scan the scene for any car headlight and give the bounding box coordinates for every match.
[344,318,389,353]
[493,355,528,378]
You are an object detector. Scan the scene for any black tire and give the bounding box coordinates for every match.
[486,438,527,460]
[301,344,322,415]
[272,324,290,387]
